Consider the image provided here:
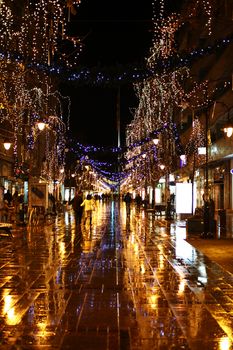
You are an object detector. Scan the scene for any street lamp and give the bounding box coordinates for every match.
[36,119,46,131]
[37,121,46,131]
[196,104,214,238]
[223,120,233,137]
[3,139,12,150]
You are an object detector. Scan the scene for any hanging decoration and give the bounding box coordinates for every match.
[0,0,83,68]
[185,118,205,166]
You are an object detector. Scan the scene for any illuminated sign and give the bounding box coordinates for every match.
[176,183,192,214]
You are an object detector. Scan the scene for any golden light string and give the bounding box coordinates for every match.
[151,0,165,41]
[124,0,216,192]
[41,128,61,181]
[148,0,213,71]
[185,118,205,157]
[0,0,83,68]
[128,67,188,148]
[0,62,69,175]
[0,62,55,129]
[157,14,180,59]
[181,0,213,36]
[196,0,212,35]
[125,65,192,183]
[147,0,165,70]
[0,1,13,46]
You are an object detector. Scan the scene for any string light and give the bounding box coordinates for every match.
[0,1,83,69]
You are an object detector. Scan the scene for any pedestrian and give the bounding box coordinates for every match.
[80,193,96,226]
[48,193,57,215]
[124,192,132,216]
[202,194,215,238]
[0,186,4,222]
[166,199,172,220]
[12,190,20,223]
[18,194,25,224]
[209,197,215,221]
[4,189,13,206]
[71,189,84,224]
[135,193,142,211]
[209,196,216,235]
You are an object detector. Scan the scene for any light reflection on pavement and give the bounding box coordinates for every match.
[0,200,232,349]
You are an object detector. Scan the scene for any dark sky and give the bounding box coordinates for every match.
[60,0,154,147]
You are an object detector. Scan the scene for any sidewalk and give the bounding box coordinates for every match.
[186,236,233,274]
[185,210,233,274]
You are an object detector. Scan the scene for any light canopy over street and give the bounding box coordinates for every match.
[0,1,233,349]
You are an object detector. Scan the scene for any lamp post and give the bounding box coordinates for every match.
[202,108,211,237]
[204,109,209,200]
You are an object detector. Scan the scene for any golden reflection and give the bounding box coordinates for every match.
[95,206,101,225]
[71,228,75,253]
[133,242,139,254]
[3,293,13,313]
[140,263,145,274]
[64,210,71,225]
[82,240,92,253]
[38,321,48,337]
[3,294,19,325]
[129,233,135,245]
[158,253,165,270]
[148,294,158,310]
[81,229,93,253]
[178,279,185,295]
[58,241,66,260]
[219,336,231,350]
[217,321,233,345]
[6,307,19,325]
[3,294,20,325]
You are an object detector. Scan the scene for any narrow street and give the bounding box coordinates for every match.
[0,200,233,349]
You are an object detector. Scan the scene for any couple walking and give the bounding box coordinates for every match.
[72,190,96,225]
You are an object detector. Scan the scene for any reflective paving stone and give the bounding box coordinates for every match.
[0,201,232,349]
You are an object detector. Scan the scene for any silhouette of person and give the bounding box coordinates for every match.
[80,194,96,225]
[135,193,142,210]
[71,189,84,224]
[4,189,13,206]
[124,192,132,216]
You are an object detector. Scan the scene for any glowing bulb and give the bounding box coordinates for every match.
[180,154,186,161]
[224,127,233,138]
[3,140,12,150]
[198,147,206,155]
[37,121,46,131]
[153,138,159,145]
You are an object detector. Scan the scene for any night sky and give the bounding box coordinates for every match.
[60,0,154,147]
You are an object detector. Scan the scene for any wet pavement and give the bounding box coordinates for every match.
[0,201,233,349]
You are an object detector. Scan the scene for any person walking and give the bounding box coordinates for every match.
[4,189,13,206]
[135,193,142,212]
[124,192,132,216]
[71,189,84,224]
[80,194,96,226]
[12,190,20,223]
